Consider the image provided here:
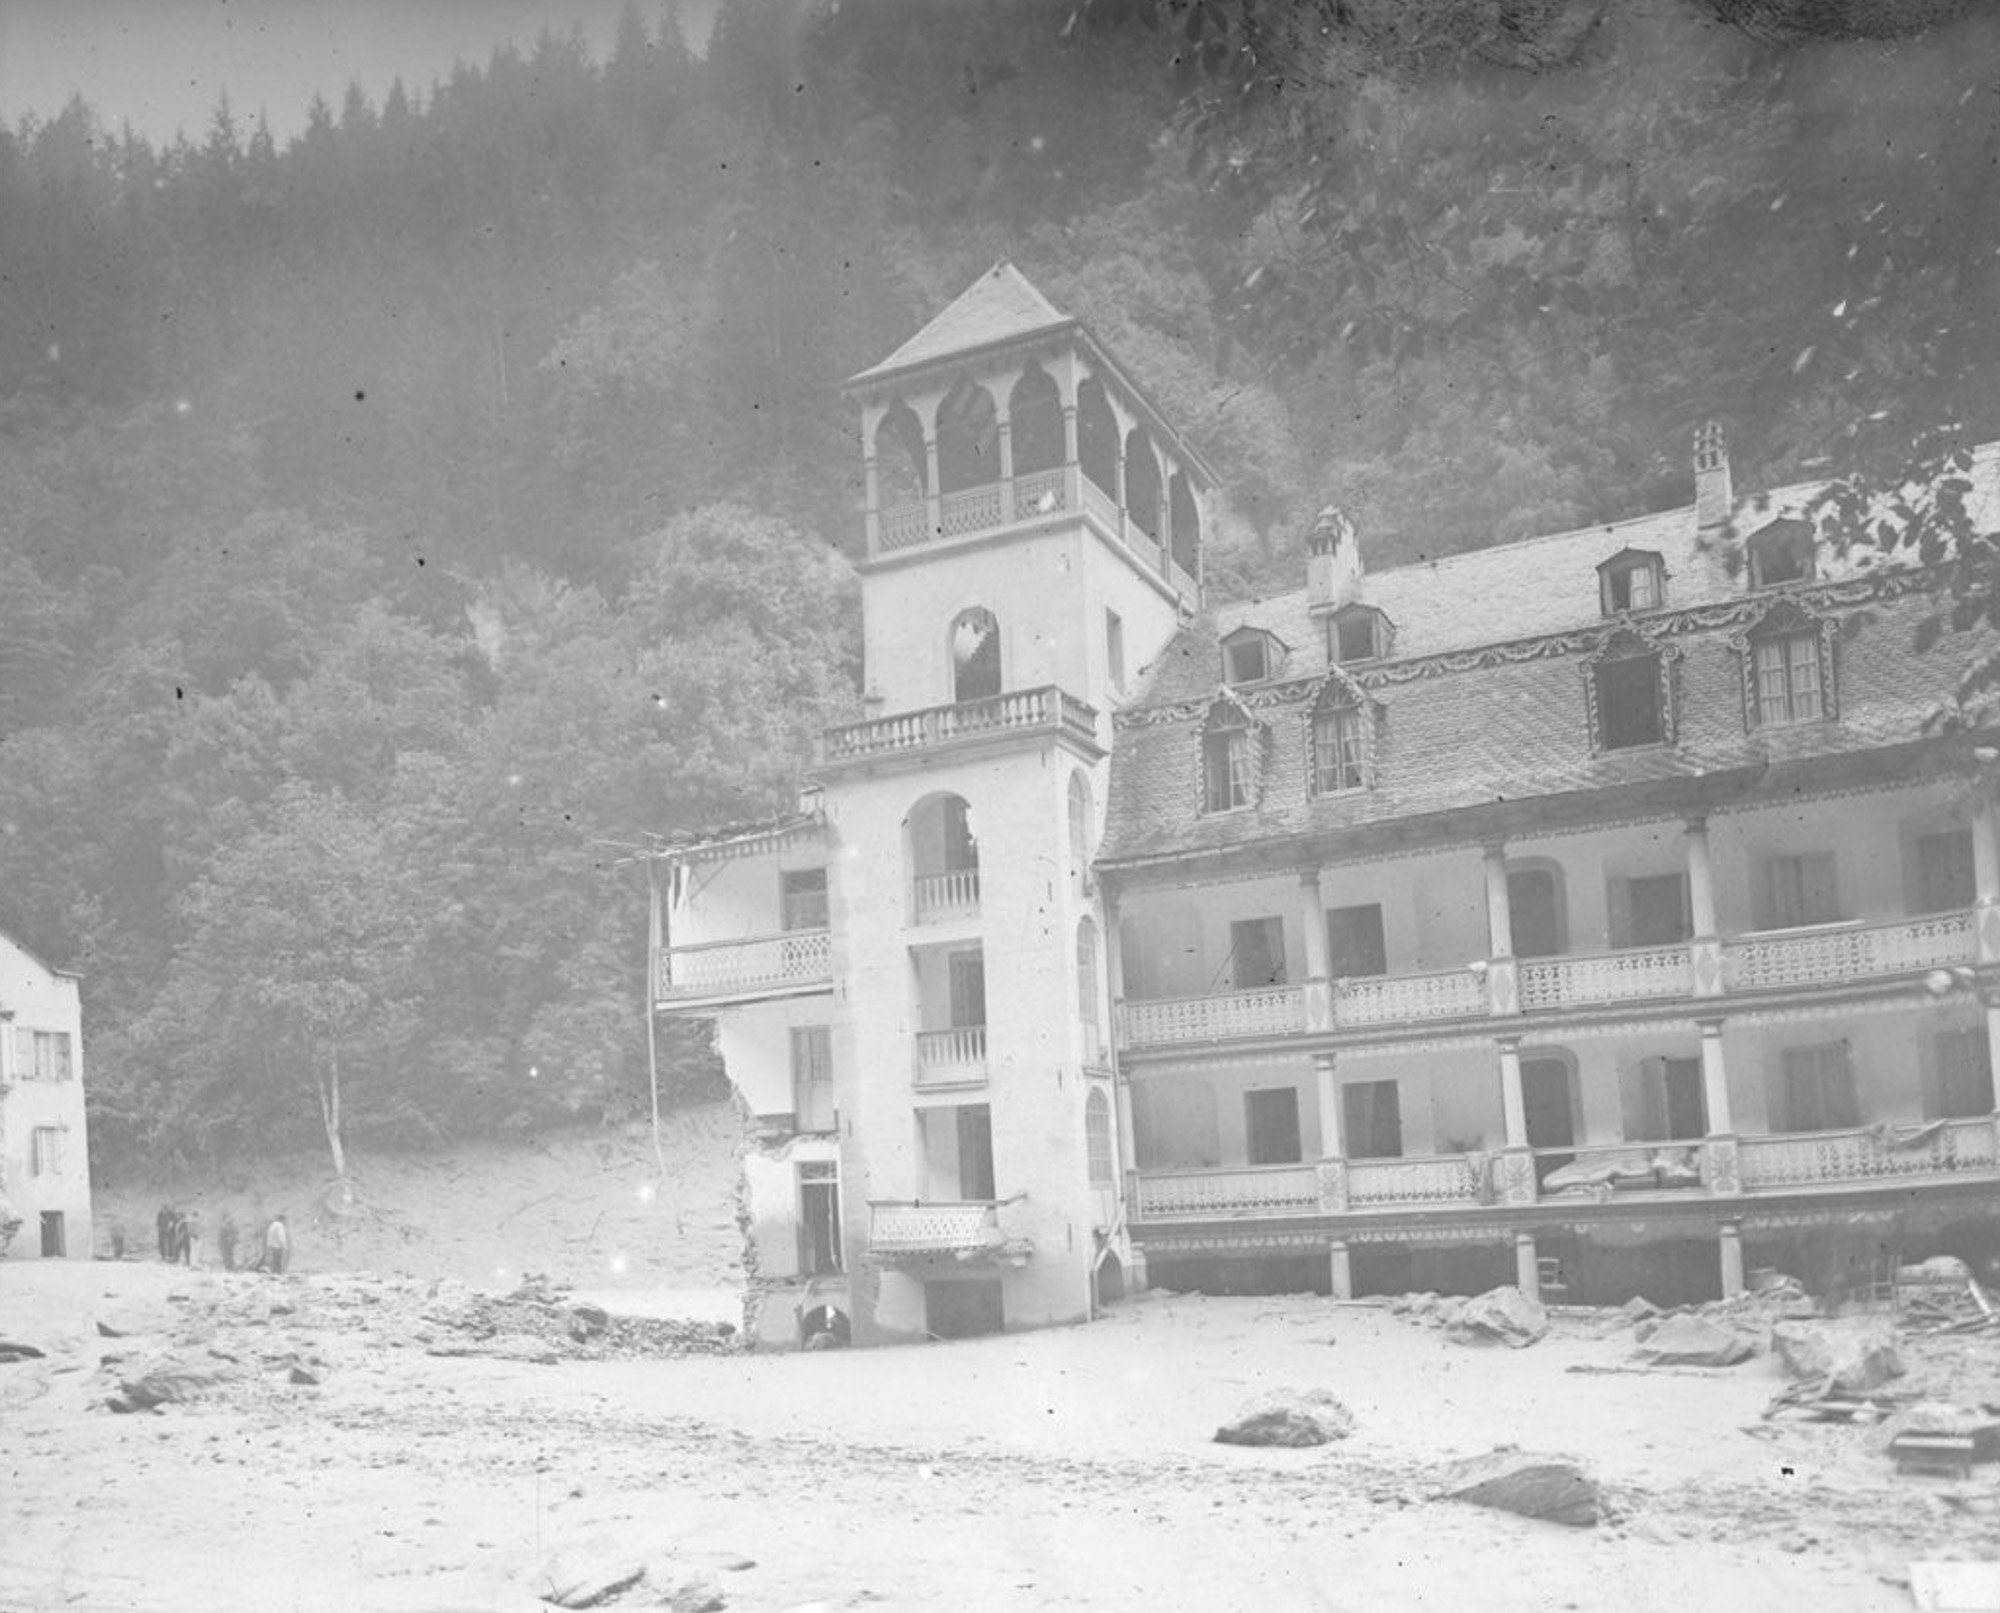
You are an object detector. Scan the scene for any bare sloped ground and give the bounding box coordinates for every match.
[88,1106,745,1295]
[4,1265,1996,1613]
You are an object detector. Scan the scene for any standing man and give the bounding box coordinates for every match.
[262,1213,290,1275]
[156,1205,173,1261]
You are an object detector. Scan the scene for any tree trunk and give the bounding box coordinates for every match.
[316,1041,350,1194]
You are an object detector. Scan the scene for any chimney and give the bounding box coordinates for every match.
[1307,506,1362,609]
[1694,421,1732,534]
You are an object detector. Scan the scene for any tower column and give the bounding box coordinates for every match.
[1299,869,1332,1031]
[922,419,942,542]
[1482,843,1519,1015]
[996,389,1016,523]
[862,453,881,557]
[1062,403,1080,516]
[1686,816,1724,996]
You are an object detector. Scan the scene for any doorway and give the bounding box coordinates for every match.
[1521,1057,1576,1182]
[926,1278,1004,1339]
[40,1211,65,1258]
[1245,1087,1303,1165]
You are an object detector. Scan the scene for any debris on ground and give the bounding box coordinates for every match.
[1213,1387,1355,1447]
[1631,1314,1756,1368]
[1444,1286,1548,1349]
[0,1340,48,1363]
[528,1539,732,1611]
[1773,1318,1905,1395]
[1437,1448,1602,1527]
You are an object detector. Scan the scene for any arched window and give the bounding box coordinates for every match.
[1085,1087,1114,1186]
[950,607,1001,703]
[908,791,979,922]
[1077,377,1119,502]
[1169,471,1201,578]
[874,401,926,510]
[937,377,999,495]
[1076,917,1102,1058]
[1067,771,1093,890]
[1124,428,1162,544]
[1010,367,1063,477]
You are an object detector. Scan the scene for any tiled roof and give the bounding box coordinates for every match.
[1101,444,2000,873]
[847,263,1075,387]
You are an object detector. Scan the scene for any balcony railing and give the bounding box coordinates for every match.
[1131,1163,1320,1219]
[1119,985,1306,1048]
[1737,1117,1999,1189]
[1333,969,1485,1026]
[912,868,980,924]
[881,502,930,551]
[822,685,1099,765]
[1014,467,1067,517]
[1345,1153,1486,1208]
[1518,946,1692,1012]
[1723,912,1977,992]
[867,1199,1004,1258]
[915,1026,988,1086]
[657,929,832,1002]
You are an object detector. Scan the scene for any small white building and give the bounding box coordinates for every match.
[0,930,91,1259]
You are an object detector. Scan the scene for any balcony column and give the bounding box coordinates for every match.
[1698,1017,1742,1195]
[1329,1239,1353,1300]
[1974,796,2000,963]
[1114,1076,1138,1176]
[1102,888,1127,1050]
[1495,1035,1537,1206]
[1685,816,1724,996]
[996,390,1016,524]
[1315,1050,1344,1158]
[1514,1231,1541,1299]
[1062,402,1081,515]
[1300,869,1333,1032]
[1718,1219,1746,1298]
[862,453,881,557]
[1482,843,1520,1015]
[922,424,942,542]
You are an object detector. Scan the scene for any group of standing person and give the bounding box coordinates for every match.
[151,1205,289,1272]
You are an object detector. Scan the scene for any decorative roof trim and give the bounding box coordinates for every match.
[1115,567,1934,732]
[663,813,827,866]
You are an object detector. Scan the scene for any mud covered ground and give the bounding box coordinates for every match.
[3,1260,1997,1612]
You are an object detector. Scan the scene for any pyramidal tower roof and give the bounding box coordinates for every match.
[847,262,1076,388]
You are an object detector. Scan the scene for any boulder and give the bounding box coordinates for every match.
[533,1548,647,1609]
[1771,1318,1903,1394]
[1633,1314,1755,1367]
[648,1564,727,1612]
[1445,1286,1548,1349]
[0,1341,47,1363]
[1214,1387,1355,1447]
[1620,1296,1662,1323]
[108,1364,231,1413]
[1439,1449,1601,1527]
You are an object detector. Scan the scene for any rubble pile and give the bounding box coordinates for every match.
[420,1283,740,1364]
[1213,1387,1355,1447]
[1385,1285,1549,1348]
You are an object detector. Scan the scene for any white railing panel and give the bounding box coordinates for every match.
[660,930,831,998]
[1722,912,1976,992]
[1738,1117,1998,1189]
[869,1200,1001,1254]
[1120,986,1306,1047]
[1345,1154,1485,1207]
[1132,1165,1320,1218]
[1014,468,1067,517]
[940,483,1005,537]
[912,868,981,923]
[1333,969,1484,1026]
[1518,947,1692,1011]
[880,502,929,551]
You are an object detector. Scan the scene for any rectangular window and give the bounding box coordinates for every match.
[956,1104,996,1200]
[1615,874,1692,947]
[1225,636,1270,684]
[1311,706,1365,794]
[1640,1056,1706,1141]
[1105,610,1125,693]
[1604,562,1660,614]
[946,949,987,1029]
[1342,1080,1403,1159]
[1778,1043,1859,1132]
[1326,904,1388,979]
[1760,853,1840,929]
[1333,613,1381,663]
[1202,727,1252,813]
[1244,1087,1303,1166]
[791,1026,834,1133]
[1752,633,1824,726]
[30,1127,65,1176]
[1933,1029,1995,1119]
[1916,829,1977,915]
[15,1030,73,1082]
[797,1161,842,1276]
[1230,917,1287,989]
[779,868,829,932]
[1595,656,1665,749]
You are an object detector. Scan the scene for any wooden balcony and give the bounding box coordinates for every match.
[655,929,832,1009]
[1116,907,1983,1053]
[1346,1153,1487,1209]
[915,1026,988,1088]
[912,868,980,925]
[820,685,1099,770]
[1736,1116,1998,1190]
[866,1198,1032,1266]
[1131,1163,1322,1219]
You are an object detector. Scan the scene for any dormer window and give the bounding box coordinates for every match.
[1746,519,1815,588]
[1200,696,1260,814]
[1328,605,1391,665]
[1737,600,1835,729]
[1584,628,1677,753]
[1308,672,1375,796]
[1598,550,1663,615]
[1222,627,1282,686]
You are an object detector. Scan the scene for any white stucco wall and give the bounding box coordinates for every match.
[0,933,91,1259]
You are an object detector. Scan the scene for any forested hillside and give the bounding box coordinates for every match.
[3,0,1996,1172]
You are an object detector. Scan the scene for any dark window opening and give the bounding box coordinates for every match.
[798,1162,842,1276]
[1343,1080,1403,1159]
[951,608,1001,703]
[780,868,829,932]
[40,1211,65,1258]
[1642,1056,1707,1141]
[1522,1058,1576,1181]
[1332,610,1384,663]
[1760,853,1840,930]
[1616,873,1692,948]
[1203,726,1251,813]
[1508,868,1565,958]
[947,949,987,1030]
[1230,916,1287,989]
[1312,706,1365,794]
[1934,1029,1995,1119]
[1749,526,1815,587]
[1225,634,1271,684]
[1917,830,1976,915]
[1245,1087,1303,1165]
[1779,1043,1858,1131]
[1105,610,1125,692]
[791,1026,835,1133]
[1326,904,1387,979]
[926,1277,1004,1339]
[956,1104,996,1200]
[1595,655,1665,749]
[1602,559,1661,614]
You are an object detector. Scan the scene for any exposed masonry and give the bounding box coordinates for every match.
[1116,566,1936,728]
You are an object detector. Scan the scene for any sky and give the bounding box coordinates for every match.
[0,0,724,146]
